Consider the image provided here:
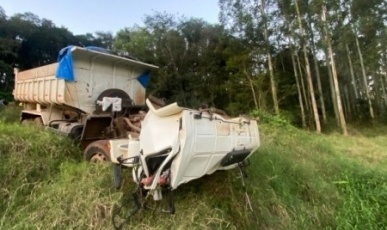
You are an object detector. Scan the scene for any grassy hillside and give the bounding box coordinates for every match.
[0,107,386,229]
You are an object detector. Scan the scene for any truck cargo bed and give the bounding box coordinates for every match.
[13,47,158,114]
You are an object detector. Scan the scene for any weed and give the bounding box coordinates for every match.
[0,107,386,229]
[0,104,21,123]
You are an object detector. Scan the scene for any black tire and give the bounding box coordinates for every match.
[84,140,111,163]
[34,117,44,127]
[21,119,33,125]
[21,116,43,127]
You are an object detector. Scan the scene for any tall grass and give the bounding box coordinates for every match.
[0,107,386,229]
[0,105,21,123]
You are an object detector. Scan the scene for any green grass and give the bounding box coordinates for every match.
[0,106,386,229]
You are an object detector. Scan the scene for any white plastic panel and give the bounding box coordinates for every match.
[137,105,260,190]
[110,138,140,166]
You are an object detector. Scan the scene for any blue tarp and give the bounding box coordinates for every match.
[137,72,151,88]
[56,46,112,82]
[56,46,75,81]
[56,46,151,86]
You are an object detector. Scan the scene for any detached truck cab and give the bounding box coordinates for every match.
[13,46,158,161]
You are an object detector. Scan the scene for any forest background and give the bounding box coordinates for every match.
[1,0,387,134]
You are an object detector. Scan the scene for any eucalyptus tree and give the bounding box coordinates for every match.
[294,0,321,132]
[312,0,386,123]
[219,0,280,113]
[320,2,347,135]
[319,0,361,121]
[347,0,386,118]
[304,0,327,123]
[277,0,307,127]
[355,28,375,118]
[259,0,279,114]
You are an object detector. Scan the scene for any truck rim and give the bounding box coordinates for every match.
[84,140,111,163]
[90,152,108,163]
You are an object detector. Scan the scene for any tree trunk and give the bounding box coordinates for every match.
[383,73,387,107]
[355,33,375,118]
[345,43,358,115]
[321,4,347,135]
[280,1,306,127]
[295,0,321,133]
[291,50,306,128]
[244,69,259,110]
[383,35,387,109]
[296,52,310,112]
[383,49,387,108]
[373,74,382,114]
[345,43,359,99]
[312,47,327,123]
[343,84,351,120]
[306,8,327,123]
[326,56,340,125]
[260,0,279,114]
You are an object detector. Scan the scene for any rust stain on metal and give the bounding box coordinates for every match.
[81,115,112,143]
[216,122,230,136]
[148,95,166,108]
[134,88,145,105]
[123,117,141,132]
[232,123,248,136]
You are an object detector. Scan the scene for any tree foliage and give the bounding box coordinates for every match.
[0,9,112,101]
[1,1,386,131]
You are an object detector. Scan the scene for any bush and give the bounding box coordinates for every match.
[250,109,292,128]
[0,105,21,123]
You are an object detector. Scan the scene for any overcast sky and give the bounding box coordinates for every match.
[1,0,220,35]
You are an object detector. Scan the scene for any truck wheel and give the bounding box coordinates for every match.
[21,117,43,126]
[84,140,111,163]
[34,117,43,127]
[21,119,33,125]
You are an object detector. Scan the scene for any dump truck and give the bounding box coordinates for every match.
[13,46,260,224]
[13,46,158,161]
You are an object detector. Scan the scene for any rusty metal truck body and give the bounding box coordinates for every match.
[110,99,260,224]
[110,99,260,187]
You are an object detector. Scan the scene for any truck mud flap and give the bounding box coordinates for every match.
[81,115,112,142]
[220,149,252,167]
